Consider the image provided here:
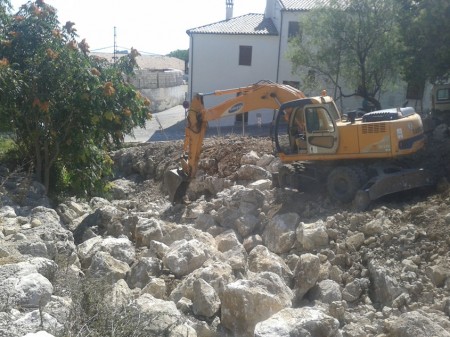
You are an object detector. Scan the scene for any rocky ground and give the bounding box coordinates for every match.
[0,124,450,337]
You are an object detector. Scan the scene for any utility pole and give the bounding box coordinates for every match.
[113,26,117,64]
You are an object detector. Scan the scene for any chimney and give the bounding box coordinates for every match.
[226,0,233,20]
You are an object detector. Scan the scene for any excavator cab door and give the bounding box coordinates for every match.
[302,104,339,154]
[274,99,339,156]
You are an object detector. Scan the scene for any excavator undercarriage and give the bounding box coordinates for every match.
[276,161,435,210]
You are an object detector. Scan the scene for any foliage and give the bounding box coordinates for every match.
[0,0,11,25]
[0,0,151,196]
[287,0,403,108]
[52,269,184,337]
[0,135,14,155]
[166,49,188,63]
[397,0,450,84]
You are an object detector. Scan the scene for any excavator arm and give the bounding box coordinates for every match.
[165,80,305,202]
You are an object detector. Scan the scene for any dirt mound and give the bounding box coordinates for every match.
[119,126,450,205]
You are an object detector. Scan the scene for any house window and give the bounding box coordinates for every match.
[288,21,301,40]
[239,46,252,66]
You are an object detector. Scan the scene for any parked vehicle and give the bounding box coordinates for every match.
[431,83,450,122]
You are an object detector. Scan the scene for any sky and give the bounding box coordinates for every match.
[10,0,267,55]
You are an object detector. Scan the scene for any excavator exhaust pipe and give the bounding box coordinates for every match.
[164,169,190,203]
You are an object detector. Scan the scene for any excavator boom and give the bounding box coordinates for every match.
[165,80,305,202]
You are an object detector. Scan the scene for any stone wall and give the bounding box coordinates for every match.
[130,69,185,90]
[140,84,188,112]
[129,69,187,112]
[91,53,187,112]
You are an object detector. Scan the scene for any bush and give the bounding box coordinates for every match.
[0,1,151,197]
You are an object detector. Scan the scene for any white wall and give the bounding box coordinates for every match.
[276,11,302,85]
[189,33,279,126]
[140,85,188,112]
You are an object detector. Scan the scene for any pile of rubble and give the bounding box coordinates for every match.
[0,131,450,337]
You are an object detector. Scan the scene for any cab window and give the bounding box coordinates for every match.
[305,107,335,133]
[437,88,450,101]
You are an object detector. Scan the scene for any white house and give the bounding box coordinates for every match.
[187,0,417,127]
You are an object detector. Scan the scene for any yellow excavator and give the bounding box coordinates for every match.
[165,80,434,208]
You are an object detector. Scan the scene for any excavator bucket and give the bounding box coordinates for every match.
[353,167,435,211]
[363,167,435,201]
[164,169,190,203]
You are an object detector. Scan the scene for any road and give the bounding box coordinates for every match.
[125,105,187,143]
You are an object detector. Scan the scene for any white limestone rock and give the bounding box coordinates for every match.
[221,272,293,337]
[254,307,340,337]
[263,212,299,254]
[162,239,209,277]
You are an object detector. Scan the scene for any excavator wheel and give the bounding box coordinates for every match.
[353,165,368,187]
[326,166,361,203]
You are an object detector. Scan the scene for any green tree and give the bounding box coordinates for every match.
[287,0,403,109]
[397,0,450,85]
[0,0,151,196]
[0,0,17,131]
[167,49,188,63]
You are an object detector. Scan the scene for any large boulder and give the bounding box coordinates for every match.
[127,256,162,289]
[126,294,193,336]
[214,229,241,252]
[77,236,135,268]
[293,253,321,302]
[297,220,329,251]
[86,251,130,282]
[141,277,167,299]
[192,278,221,318]
[248,245,293,287]
[13,273,53,309]
[162,239,209,277]
[262,213,299,254]
[385,311,450,337]
[0,262,53,309]
[236,164,271,181]
[169,261,234,303]
[368,260,403,307]
[73,205,124,244]
[308,279,342,304]
[96,236,135,265]
[220,272,293,337]
[342,278,370,303]
[134,217,164,248]
[254,307,340,337]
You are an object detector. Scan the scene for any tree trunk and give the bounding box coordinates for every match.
[34,139,43,185]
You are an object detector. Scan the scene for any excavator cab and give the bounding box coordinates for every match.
[273,98,341,158]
